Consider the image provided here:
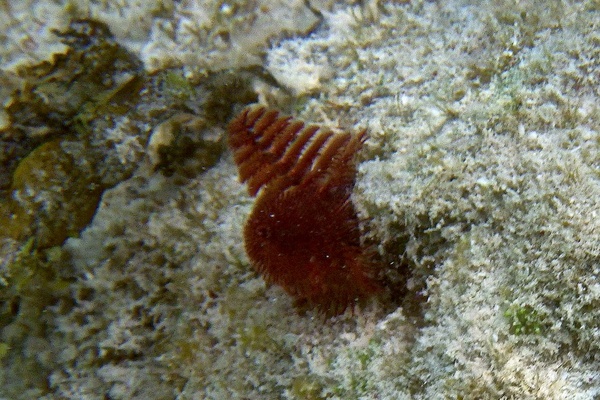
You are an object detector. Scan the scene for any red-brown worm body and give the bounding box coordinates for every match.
[228,106,380,314]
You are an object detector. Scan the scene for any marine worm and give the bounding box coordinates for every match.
[228,106,380,314]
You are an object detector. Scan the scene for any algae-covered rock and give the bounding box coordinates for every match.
[0,19,149,247]
[0,19,144,192]
[2,139,104,248]
[8,19,143,133]
[0,19,148,397]
[148,113,225,178]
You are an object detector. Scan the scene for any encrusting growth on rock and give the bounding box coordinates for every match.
[228,105,380,314]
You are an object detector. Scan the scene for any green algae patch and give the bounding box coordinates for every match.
[0,239,75,398]
[290,375,330,400]
[0,343,9,360]
[504,304,547,336]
